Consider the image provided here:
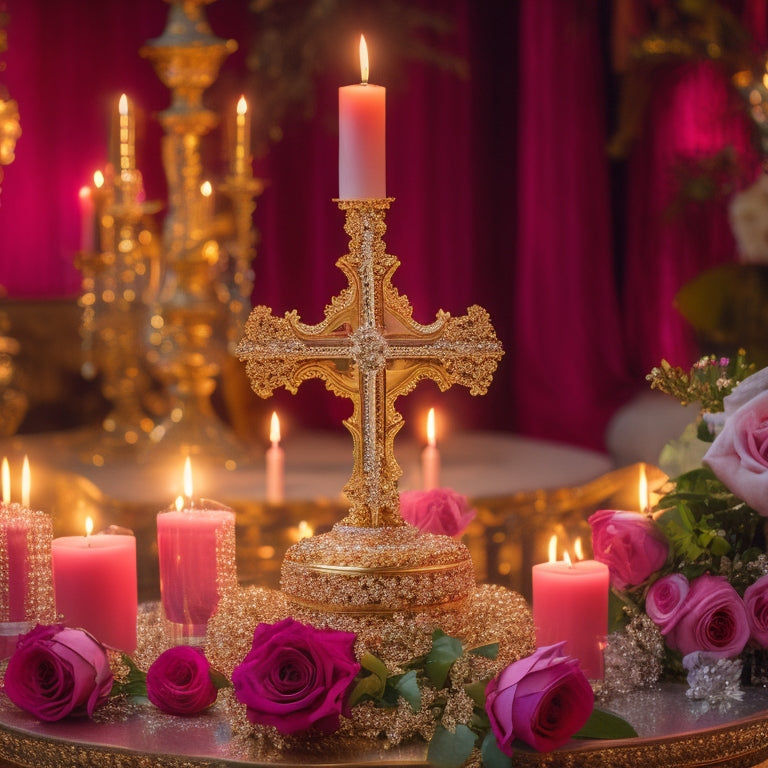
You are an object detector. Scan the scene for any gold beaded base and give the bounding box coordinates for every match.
[280,525,476,614]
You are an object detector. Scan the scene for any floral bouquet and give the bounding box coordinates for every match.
[590,352,768,701]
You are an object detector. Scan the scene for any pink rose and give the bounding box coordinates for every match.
[646,574,689,633]
[665,575,750,658]
[704,390,768,515]
[743,573,768,647]
[399,488,476,538]
[3,624,113,721]
[146,646,219,716]
[588,509,668,589]
[231,617,360,735]
[485,642,594,756]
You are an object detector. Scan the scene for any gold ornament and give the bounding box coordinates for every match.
[237,198,504,526]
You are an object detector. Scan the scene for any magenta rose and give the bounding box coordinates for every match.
[485,642,594,756]
[146,646,219,715]
[3,624,113,722]
[588,509,668,589]
[646,573,690,633]
[703,390,768,515]
[743,573,768,647]
[231,617,360,735]
[399,488,476,538]
[665,574,750,658]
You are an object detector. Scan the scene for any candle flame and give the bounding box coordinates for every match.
[200,180,212,197]
[183,456,193,499]
[573,537,584,561]
[85,516,94,537]
[426,407,436,448]
[563,549,573,568]
[118,93,128,117]
[639,463,649,513]
[297,520,313,540]
[93,170,104,188]
[237,95,247,116]
[78,186,91,201]
[175,495,184,512]
[1,457,9,504]
[547,534,557,563]
[359,35,369,84]
[21,455,30,509]
[270,411,281,444]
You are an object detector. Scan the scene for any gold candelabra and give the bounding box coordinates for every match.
[76,0,262,468]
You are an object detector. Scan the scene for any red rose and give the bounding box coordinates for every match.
[146,646,219,715]
[231,617,359,735]
[485,642,594,755]
[399,488,476,538]
[665,575,750,658]
[3,624,113,722]
[589,509,668,589]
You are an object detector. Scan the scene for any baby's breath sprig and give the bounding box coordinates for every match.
[646,350,753,413]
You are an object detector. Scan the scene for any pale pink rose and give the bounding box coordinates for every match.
[646,573,690,633]
[399,488,476,538]
[703,390,768,515]
[485,642,593,756]
[743,573,768,647]
[588,509,668,589]
[665,575,750,658]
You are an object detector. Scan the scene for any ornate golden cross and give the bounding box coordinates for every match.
[237,198,503,527]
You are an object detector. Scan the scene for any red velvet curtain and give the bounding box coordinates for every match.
[0,0,766,451]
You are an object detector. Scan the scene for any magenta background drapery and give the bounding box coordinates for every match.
[0,0,765,451]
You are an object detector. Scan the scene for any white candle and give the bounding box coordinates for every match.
[118,93,135,175]
[421,407,440,490]
[266,411,285,504]
[339,35,386,200]
[234,95,250,176]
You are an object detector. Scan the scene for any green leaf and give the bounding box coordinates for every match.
[469,642,499,660]
[348,653,390,706]
[425,630,464,689]
[464,679,488,708]
[480,732,512,768]
[390,670,421,712]
[111,653,148,698]
[427,724,477,768]
[574,708,638,740]
[208,666,231,690]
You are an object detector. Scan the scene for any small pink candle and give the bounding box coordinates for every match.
[52,519,138,653]
[266,411,285,504]
[78,185,95,253]
[157,458,236,643]
[421,407,440,490]
[1,509,29,623]
[532,540,609,680]
[339,35,386,200]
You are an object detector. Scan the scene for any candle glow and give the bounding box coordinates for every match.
[183,456,194,500]
[639,463,649,513]
[421,408,441,490]
[118,93,135,174]
[359,35,369,84]
[85,516,94,537]
[234,95,250,176]
[270,411,281,445]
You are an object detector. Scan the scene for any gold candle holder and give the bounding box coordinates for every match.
[238,198,504,613]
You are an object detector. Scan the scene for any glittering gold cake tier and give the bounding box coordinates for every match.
[280,525,476,614]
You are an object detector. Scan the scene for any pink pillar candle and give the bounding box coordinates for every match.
[421,445,440,491]
[157,501,236,643]
[266,443,285,504]
[52,532,138,653]
[1,514,29,623]
[532,558,609,680]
